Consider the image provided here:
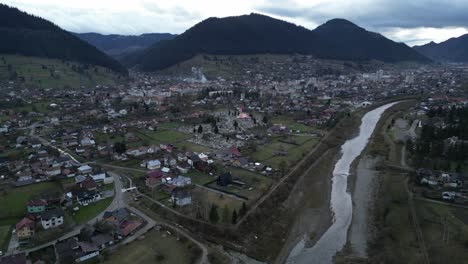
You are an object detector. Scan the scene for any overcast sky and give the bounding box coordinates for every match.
[2,0,468,46]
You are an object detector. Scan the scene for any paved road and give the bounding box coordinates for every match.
[122,175,210,263]
[8,173,125,255]
[29,122,81,165]
[22,123,210,263]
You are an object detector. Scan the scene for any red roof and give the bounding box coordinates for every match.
[28,199,47,207]
[16,217,35,231]
[229,146,241,157]
[147,170,163,179]
[80,176,97,190]
[120,220,142,236]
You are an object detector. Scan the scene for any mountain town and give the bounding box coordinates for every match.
[1,1,468,264]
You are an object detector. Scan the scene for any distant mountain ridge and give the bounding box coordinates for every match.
[126,13,430,71]
[73,32,176,58]
[0,4,127,74]
[414,34,468,62]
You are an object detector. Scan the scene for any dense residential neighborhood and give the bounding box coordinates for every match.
[1,1,468,263]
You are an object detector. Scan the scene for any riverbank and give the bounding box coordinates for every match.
[281,101,407,264]
[336,100,415,262]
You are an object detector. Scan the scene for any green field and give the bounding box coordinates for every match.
[177,141,213,153]
[135,129,190,144]
[72,198,113,224]
[0,225,11,251]
[0,55,121,88]
[191,186,243,212]
[215,167,273,201]
[251,135,319,169]
[187,169,215,185]
[271,116,319,133]
[416,200,468,263]
[103,230,198,264]
[0,182,62,219]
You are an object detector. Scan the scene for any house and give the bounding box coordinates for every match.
[27,199,48,213]
[198,153,209,162]
[161,167,171,174]
[30,138,42,148]
[162,175,192,187]
[217,172,232,187]
[176,162,191,174]
[91,234,114,250]
[147,160,161,170]
[146,170,163,188]
[103,208,129,225]
[78,165,92,174]
[90,172,105,182]
[40,208,64,229]
[177,153,188,162]
[16,217,35,240]
[119,220,143,237]
[77,242,100,262]
[0,253,29,264]
[77,190,101,205]
[45,164,61,177]
[79,176,97,191]
[91,172,114,184]
[171,189,192,206]
[228,146,241,157]
[188,154,201,167]
[56,237,81,263]
[80,137,96,147]
[75,175,87,184]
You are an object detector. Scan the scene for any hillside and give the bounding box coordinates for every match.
[128,13,317,71]
[414,34,468,62]
[0,55,122,89]
[0,4,127,75]
[127,13,430,71]
[74,32,176,59]
[311,19,430,62]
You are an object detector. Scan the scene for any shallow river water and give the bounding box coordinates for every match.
[286,102,398,264]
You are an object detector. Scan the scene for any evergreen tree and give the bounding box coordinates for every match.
[231,210,238,224]
[113,141,126,154]
[222,205,229,223]
[239,202,247,217]
[209,204,219,223]
[198,125,203,134]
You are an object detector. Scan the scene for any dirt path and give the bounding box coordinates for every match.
[235,125,337,228]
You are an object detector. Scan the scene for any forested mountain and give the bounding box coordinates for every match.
[0,4,127,74]
[312,19,430,62]
[414,34,468,62]
[73,32,176,58]
[126,13,318,71]
[126,13,430,71]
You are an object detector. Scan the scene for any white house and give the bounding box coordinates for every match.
[163,175,192,187]
[171,190,192,206]
[147,160,161,170]
[80,137,96,147]
[77,190,101,205]
[90,173,114,184]
[40,208,64,229]
[78,165,92,174]
[45,165,62,177]
[198,153,209,162]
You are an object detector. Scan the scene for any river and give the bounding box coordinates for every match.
[286,102,398,264]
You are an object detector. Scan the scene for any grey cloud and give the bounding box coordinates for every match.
[256,0,468,29]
